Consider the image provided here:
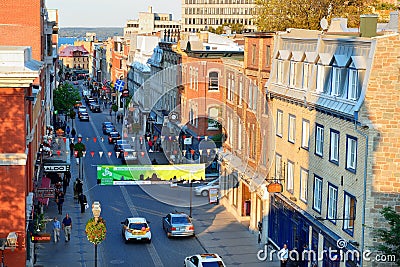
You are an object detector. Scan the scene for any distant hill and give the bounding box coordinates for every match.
[59,27,124,41]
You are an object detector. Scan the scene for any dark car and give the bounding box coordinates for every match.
[108,131,121,144]
[90,103,101,113]
[102,122,114,134]
[162,212,195,238]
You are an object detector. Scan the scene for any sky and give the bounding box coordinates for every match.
[45,0,182,27]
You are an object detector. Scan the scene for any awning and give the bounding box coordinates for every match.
[37,176,52,206]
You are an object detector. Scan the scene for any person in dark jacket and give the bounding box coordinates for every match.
[78,193,87,213]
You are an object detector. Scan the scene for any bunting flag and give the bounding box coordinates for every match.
[207,149,211,156]
[141,151,145,157]
[169,136,172,141]
[55,138,59,144]
[197,136,201,141]
[57,150,61,156]
[149,149,153,153]
[108,151,112,158]
[82,151,87,157]
[131,136,135,143]
[71,138,75,143]
[116,152,120,158]
[146,136,150,141]
[133,151,137,157]
[63,137,67,143]
[90,151,95,157]
[161,136,165,142]
[175,136,179,141]
[153,136,158,141]
[86,137,90,142]
[182,150,187,156]
[205,136,208,141]
[93,137,97,143]
[101,137,104,142]
[99,151,103,158]
[190,149,195,155]
[199,149,203,155]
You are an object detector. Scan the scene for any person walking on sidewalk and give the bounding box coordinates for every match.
[278,243,289,267]
[78,193,87,213]
[55,191,65,215]
[52,217,61,243]
[62,213,72,242]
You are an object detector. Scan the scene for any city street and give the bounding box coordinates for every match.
[33,81,280,267]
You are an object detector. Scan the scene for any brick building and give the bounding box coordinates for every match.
[263,15,400,267]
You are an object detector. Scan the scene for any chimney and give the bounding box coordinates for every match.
[360,14,378,37]
[148,6,152,14]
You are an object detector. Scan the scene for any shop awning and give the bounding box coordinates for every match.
[37,176,52,206]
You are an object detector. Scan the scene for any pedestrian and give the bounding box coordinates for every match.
[71,128,76,139]
[55,191,64,215]
[62,177,68,195]
[78,193,87,213]
[66,125,70,136]
[109,108,112,117]
[116,113,120,123]
[52,217,61,243]
[279,244,289,267]
[74,178,83,203]
[148,139,153,151]
[62,213,72,242]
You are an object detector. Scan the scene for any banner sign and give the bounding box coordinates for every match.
[43,164,70,172]
[209,188,219,204]
[97,164,206,185]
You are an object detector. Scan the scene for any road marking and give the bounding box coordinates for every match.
[120,186,164,267]
[89,122,164,267]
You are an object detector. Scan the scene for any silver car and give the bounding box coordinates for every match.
[162,212,195,238]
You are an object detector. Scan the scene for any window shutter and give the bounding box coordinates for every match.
[339,68,347,97]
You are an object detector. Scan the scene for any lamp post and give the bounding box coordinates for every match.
[75,135,86,181]
[0,232,18,267]
[92,202,101,267]
[189,171,194,218]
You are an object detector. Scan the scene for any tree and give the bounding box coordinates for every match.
[373,207,400,266]
[255,0,377,31]
[112,103,118,115]
[53,83,81,113]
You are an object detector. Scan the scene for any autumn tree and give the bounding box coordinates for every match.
[255,0,378,31]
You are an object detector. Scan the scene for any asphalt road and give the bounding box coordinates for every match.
[72,81,208,267]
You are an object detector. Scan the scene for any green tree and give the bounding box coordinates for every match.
[373,207,400,266]
[53,83,81,113]
[112,103,118,115]
[255,0,377,31]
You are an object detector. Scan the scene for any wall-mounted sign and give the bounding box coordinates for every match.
[184,138,192,145]
[209,188,219,204]
[31,233,51,243]
[43,165,70,172]
[36,188,55,198]
[267,183,283,193]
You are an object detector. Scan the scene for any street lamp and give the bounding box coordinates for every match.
[75,135,86,181]
[189,171,195,218]
[0,232,18,266]
[92,202,101,267]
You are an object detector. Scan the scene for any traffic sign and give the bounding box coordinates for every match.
[36,188,55,198]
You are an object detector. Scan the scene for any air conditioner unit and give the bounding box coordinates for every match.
[41,100,45,107]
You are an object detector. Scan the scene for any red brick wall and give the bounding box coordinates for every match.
[0,0,42,60]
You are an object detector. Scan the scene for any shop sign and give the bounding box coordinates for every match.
[267,182,283,193]
[184,137,192,145]
[36,188,55,198]
[209,188,219,204]
[43,165,70,172]
[31,233,51,243]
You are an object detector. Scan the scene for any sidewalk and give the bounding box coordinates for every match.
[34,151,95,267]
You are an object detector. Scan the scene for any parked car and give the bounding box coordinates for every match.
[121,217,151,243]
[102,122,115,134]
[114,140,130,151]
[115,144,131,158]
[184,253,226,267]
[90,103,101,113]
[74,100,82,109]
[79,112,89,121]
[162,212,194,238]
[108,131,121,144]
[121,148,138,165]
[194,178,220,197]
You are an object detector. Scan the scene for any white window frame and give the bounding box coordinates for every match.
[316,64,324,93]
[286,160,294,194]
[313,176,322,213]
[315,124,324,156]
[300,168,308,202]
[327,184,338,223]
[208,71,219,91]
[289,61,296,87]
[331,67,341,96]
[277,60,284,84]
[301,119,310,149]
[346,136,357,171]
[238,76,243,106]
[275,154,282,180]
[288,114,296,143]
[330,130,339,164]
[302,62,311,89]
[348,69,358,100]
[276,110,283,137]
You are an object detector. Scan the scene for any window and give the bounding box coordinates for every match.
[208,71,219,90]
[238,119,242,150]
[302,63,311,89]
[315,124,324,157]
[346,135,357,172]
[286,160,294,194]
[330,130,340,164]
[262,132,267,165]
[227,72,234,101]
[277,60,284,84]
[275,154,282,180]
[327,184,338,223]
[300,168,308,202]
[208,107,220,129]
[276,110,283,137]
[331,67,341,96]
[238,76,243,105]
[348,69,358,100]
[252,44,256,65]
[248,82,253,109]
[288,115,296,143]
[343,193,356,234]
[313,176,323,213]
[316,64,324,93]
[301,119,310,149]
[289,61,296,87]
[266,45,271,67]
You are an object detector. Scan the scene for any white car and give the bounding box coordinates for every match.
[121,217,151,243]
[184,253,226,267]
[194,178,219,197]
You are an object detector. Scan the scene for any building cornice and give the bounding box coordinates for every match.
[0,153,27,165]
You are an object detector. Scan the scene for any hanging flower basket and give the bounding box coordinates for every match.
[85,217,106,245]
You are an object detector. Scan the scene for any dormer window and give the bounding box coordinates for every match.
[346,56,366,101]
[331,67,341,96]
[348,69,358,100]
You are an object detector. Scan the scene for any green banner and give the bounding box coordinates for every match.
[97,164,206,185]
